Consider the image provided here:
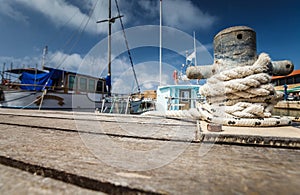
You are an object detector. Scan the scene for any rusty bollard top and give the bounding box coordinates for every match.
[186,25,293,79]
[214,26,257,71]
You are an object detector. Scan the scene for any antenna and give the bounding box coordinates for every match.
[41,46,48,70]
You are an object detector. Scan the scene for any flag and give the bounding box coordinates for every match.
[187,51,196,61]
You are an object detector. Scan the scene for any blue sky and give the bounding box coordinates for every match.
[0,0,299,92]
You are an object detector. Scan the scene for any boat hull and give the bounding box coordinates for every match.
[0,89,144,114]
[0,90,103,111]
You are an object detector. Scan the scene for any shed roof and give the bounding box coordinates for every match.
[272,69,300,80]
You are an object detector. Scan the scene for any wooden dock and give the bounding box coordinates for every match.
[0,108,300,194]
[275,100,300,110]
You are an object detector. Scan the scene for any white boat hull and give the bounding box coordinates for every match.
[0,90,102,111]
[0,90,143,114]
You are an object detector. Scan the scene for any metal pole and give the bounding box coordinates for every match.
[108,0,112,79]
[34,64,37,91]
[2,63,6,84]
[9,62,12,82]
[41,46,48,70]
[159,0,162,86]
[194,31,197,66]
[186,51,188,66]
[105,0,112,96]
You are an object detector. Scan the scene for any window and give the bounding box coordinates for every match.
[279,79,286,86]
[68,75,77,90]
[295,76,300,83]
[272,80,278,86]
[180,90,190,102]
[79,77,87,91]
[88,79,96,92]
[96,80,103,92]
[287,77,294,85]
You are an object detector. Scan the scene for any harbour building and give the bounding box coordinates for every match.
[272,69,300,100]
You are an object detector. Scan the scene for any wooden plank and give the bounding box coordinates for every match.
[0,108,300,194]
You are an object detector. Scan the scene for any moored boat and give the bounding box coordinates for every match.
[0,0,143,114]
[0,66,135,112]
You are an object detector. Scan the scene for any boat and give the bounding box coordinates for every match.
[1,66,102,110]
[155,48,203,112]
[0,0,142,113]
[0,65,141,113]
[156,85,201,111]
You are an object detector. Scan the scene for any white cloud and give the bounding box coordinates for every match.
[137,0,159,19]
[48,51,84,73]
[0,51,84,73]
[113,61,176,94]
[8,0,109,35]
[2,0,216,36]
[162,0,216,31]
[0,56,40,70]
[130,0,216,31]
[0,1,29,24]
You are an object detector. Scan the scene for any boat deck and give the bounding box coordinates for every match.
[0,108,300,194]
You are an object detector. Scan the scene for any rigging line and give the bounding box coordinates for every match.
[53,1,99,70]
[40,1,99,95]
[46,10,79,50]
[43,9,80,67]
[45,0,98,68]
[114,0,141,94]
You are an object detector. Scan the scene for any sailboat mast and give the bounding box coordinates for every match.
[193,31,197,66]
[97,0,123,96]
[159,0,162,86]
[108,0,112,77]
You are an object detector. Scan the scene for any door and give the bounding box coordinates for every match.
[179,89,191,110]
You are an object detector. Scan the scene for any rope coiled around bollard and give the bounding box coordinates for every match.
[143,53,291,127]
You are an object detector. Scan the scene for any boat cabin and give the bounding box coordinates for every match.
[3,67,108,95]
[156,85,201,111]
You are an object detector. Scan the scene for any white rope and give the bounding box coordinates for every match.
[144,53,291,127]
[197,53,291,126]
[38,89,47,110]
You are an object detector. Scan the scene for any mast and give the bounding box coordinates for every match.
[97,0,122,96]
[193,31,197,66]
[159,0,162,86]
[108,0,112,78]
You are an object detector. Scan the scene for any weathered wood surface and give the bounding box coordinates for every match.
[199,120,300,148]
[275,101,300,110]
[0,164,104,195]
[0,108,300,194]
